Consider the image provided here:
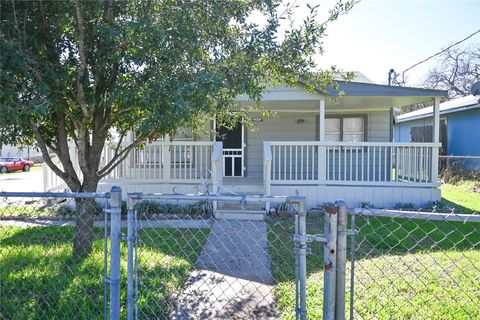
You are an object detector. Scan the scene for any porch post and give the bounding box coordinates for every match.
[162,135,171,180]
[318,98,326,182]
[431,97,440,183]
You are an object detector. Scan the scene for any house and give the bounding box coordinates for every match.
[0,144,41,159]
[395,95,480,170]
[44,73,447,211]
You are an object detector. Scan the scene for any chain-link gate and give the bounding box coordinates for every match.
[124,193,314,320]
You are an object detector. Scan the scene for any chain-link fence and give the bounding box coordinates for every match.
[2,188,479,320]
[0,191,113,320]
[439,155,480,182]
[350,208,480,319]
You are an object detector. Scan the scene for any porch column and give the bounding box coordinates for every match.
[318,98,326,182]
[162,134,171,180]
[431,97,440,184]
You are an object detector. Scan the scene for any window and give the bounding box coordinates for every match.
[325,116,366,142]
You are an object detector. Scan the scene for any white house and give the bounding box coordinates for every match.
[45,74,446,213]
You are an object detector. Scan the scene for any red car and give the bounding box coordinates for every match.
[0,157,34,174]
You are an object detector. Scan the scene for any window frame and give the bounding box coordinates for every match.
[317,114,368,142]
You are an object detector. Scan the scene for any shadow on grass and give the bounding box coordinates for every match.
[0,226,210,319]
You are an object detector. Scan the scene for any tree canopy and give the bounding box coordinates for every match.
[0,0,355,255]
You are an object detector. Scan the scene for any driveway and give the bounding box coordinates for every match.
[0,167,44,192]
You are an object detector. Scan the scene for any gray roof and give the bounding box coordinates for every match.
[328,81,447,98]
[396,95,480,123]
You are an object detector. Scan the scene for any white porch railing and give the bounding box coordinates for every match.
[264,141,441,187]
[102,141,220,184]
[42,158,67,192]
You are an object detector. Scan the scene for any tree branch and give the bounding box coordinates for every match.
[98,133,146,178]
[74,0,90,117]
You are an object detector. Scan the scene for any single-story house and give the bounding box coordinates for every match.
[44,73,447,214]
[395,94,480,169]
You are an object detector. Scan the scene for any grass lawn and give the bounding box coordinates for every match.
[268,215,480,319]
[0,226,209,319]
[441,180,480,213]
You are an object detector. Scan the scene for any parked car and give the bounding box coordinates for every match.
[0,157,34,173]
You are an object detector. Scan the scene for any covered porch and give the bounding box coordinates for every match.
[96,82,445,208]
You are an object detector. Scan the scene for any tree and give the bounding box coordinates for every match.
[424,45,480,99]
[0,0,355,256]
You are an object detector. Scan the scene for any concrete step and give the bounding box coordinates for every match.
[215,209,266,221]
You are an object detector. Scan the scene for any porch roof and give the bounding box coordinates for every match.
[237,79,447,110]
[326,81,447,98]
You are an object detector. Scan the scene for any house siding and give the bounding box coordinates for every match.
[394,108,480,169]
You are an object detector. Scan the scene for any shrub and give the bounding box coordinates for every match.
[394,202,416,211]
[359,201,375,209]
[427,200,451,211]
[135,200,213,218]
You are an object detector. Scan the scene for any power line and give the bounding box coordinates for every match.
[398,28,480,84]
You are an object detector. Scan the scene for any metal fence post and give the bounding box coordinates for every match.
[323,204,338,320]
[335,200,348,320]
[109,186,122,320]
[127,193,140,320]
[289,196,308,320]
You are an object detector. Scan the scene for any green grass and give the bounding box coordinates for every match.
[268,215,480,319]
[0,226,209,319]
[441,180,480,213]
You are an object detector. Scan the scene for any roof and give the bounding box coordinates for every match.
[396,95,480,123]
[300,71,447,99]
[328,81,447,98]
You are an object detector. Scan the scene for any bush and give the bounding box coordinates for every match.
[394,202,416,211]
[359,201,376,209]
[427,200,451,211]
[135,200,213,218]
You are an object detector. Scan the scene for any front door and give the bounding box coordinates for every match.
[217,122,244,177]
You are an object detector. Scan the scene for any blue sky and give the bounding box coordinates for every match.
[300,0,480,85]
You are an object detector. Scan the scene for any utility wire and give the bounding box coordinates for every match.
[399,28,480,84]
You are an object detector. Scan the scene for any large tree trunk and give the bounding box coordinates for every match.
[73,179,100,257]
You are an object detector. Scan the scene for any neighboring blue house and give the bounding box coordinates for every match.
[395,95,480,169]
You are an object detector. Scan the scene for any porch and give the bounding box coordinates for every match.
[96,82,445,208]
[99,138,441,208]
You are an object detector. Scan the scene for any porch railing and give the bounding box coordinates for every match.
[264,141,441,187]
[103,141,221,184]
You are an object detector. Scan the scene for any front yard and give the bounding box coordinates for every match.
[268,212,480,319]
[0,226,210,319]
[441,180,480,213]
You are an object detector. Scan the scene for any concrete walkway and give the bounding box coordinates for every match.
[173,220,279,319]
